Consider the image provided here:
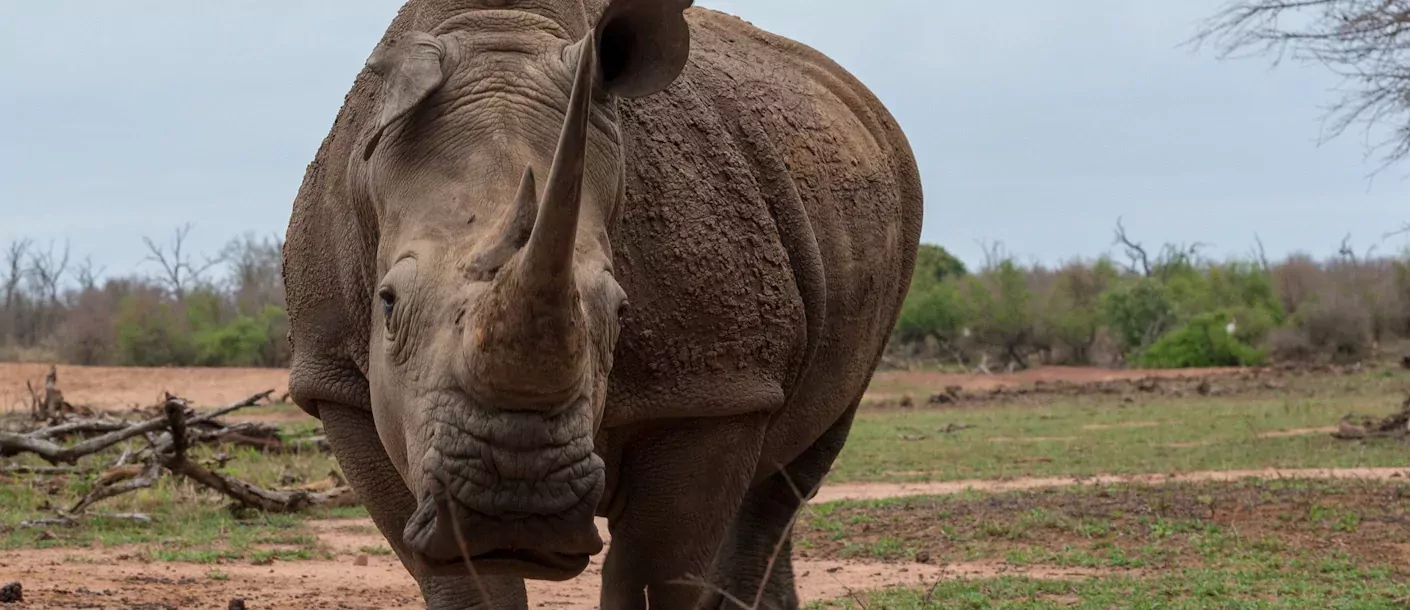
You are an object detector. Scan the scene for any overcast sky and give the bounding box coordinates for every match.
[1,1,1405,280]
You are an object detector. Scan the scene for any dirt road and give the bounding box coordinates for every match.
[5,467,1406,609]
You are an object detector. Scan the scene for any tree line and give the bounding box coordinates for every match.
[2,222,1407,371]
[1,225,287,368]
[890,224,1410,371]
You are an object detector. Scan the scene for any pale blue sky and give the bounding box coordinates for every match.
[1,1,1405,281]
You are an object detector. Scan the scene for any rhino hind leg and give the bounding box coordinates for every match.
[696,402,861,610]
[320,405,529,610]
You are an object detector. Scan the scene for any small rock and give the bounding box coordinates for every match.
[1,582,21,603]
[353,554,369,566]
[914,550,932,564]
[229,598,246,610]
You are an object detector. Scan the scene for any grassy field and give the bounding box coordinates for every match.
[2,366,1408,607]
[798,478,1410,608]
[834,385,1408,483]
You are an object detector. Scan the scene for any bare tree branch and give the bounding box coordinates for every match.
[27,239,70,305]
[1252,233,1272,271]
[1113,217,1152,276]
[142,223,225,298]
[74,256,105,291]
[2,239,30,309]
[1188,0,1410,172]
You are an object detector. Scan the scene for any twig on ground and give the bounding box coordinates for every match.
[69,462,164,514]
[2,465,82,475]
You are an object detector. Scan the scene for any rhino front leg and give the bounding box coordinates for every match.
[600,413,769,610]
[321,405,529,610]
[697,402,860,610]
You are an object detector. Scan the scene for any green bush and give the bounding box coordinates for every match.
[964,259,1034,363]
[894,279,968,345]
[1036,259,1118,363]
[1101,277,1176,355]
[193,316,268,367]
[114,292,196,366]
[1138,311,1266,368]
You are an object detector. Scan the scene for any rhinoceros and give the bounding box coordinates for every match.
[281,0,922,607]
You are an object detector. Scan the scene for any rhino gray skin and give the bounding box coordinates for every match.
[282,0,922,607]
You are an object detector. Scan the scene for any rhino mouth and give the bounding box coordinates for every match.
[422,549,590,580]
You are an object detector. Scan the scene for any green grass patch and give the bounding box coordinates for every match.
[836,373,1410,482]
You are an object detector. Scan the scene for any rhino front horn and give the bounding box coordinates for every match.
[515,32,597,298]
[465,36,597,408]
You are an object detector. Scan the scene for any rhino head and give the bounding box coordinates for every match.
[355,0,692,580]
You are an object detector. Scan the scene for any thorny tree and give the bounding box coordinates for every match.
[1190,0,1410,171]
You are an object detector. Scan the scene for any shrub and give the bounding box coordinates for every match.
[193,316,268,367]
[113,290,196,366]
[1035,259,1117,364]
[963,259,1034,366]
[1101,277,1176,355]
[894,279,969,346]
[1298,293,1373,363]
[1138,311,1266,368]
[1266,327,1316,363]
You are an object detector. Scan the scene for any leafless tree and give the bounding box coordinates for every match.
[1113,217,1153,276]
[1112,218,1206,278]
[1386,222,1410,240]
[1337,233,1379,264]
[221,233,285,315]
[142,224,224,299]
[74,256,105,292]
[1251,233,1272,271]
[29,240,71,306]
[3,239,29,310]
[1189,0,1410,171]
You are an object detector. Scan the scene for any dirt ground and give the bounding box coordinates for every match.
[4,468,1407,609]
[0,362,1261,414]
[2,361,1403,607]
[0,363,289,412]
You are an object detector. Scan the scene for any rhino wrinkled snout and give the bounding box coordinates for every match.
[401,404,606,580]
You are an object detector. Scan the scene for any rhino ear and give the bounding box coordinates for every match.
[592,0,693,98]
[363,32,453,160]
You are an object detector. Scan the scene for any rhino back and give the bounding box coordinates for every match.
[604,8,923,430]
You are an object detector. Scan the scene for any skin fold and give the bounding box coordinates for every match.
[281,0,923,607]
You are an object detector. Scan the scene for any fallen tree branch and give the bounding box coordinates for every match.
[0,390,274,465]
[31,419,131,440]
[159,399,354,513]
[12,512,152,530]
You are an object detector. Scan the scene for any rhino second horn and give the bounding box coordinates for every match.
[514,31,597,297]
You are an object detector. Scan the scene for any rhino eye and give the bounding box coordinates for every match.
[379,288,397,326]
